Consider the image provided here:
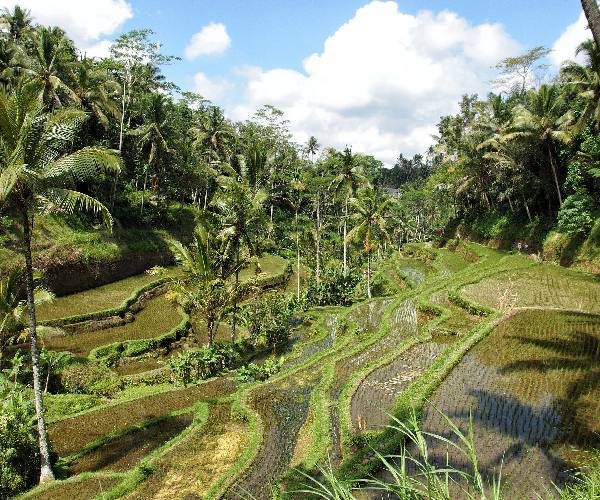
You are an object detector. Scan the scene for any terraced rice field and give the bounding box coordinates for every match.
[462,265,600,313]
[224,373,320,499]
[129,404,248,499]
[49,378,236,457]
[20,244,600,500]
[42,294,184,357]
[419,309,600,496]
[37,267,181,321]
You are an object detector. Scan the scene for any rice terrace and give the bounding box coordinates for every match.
[1,1,600,499]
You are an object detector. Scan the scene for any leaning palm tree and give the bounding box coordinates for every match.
[581,0,600,49]
[193,105,235,163]
[507,84,573,206]
[347,187,391,299]
[0,83,121,483]
[330,147,368,276]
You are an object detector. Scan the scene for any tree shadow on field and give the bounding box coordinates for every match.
[500,325,600,451]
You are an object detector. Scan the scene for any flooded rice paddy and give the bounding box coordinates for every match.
[419,309,600,497]
[128,404,248,499]
[462,266,600,314]
[49,378,236,456]
[42,294,184,357]
[224,375,320,499]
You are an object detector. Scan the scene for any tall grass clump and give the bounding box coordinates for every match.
[293,410,503,500]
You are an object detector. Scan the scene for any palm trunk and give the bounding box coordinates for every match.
[366,248,372,299]
[232,244,239,344]
[22,211,54,484]
[315,197,321,285]
[296,210,300,301]
[522,194,533,222]
[343,197,348,276]
[140,167,149,215]
[581,0,600,48]
[547,143,563,206]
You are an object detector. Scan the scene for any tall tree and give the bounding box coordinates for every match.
[330,147,367,276]
[0,84,121,483]
[347,187,391,299]
[508,84,573,206]
[213,176,265,341]
[21,27,79,109]
[171,224,237,346]
[581,0,600,48]
[562,40,600,130]
[0,5,33,43]
[129,93,172,214]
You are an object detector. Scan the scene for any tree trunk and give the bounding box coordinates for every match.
[523,197,532,222]
[581,0,600,48]
[140,167,149,215]
[366,248,372,299]
[315,197,321,285]
[22,211,54,484]
[232,244,239,344]
[547,142,563,206]
[296,210,300,301]
[343,198,348,276]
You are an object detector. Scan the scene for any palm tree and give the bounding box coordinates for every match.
[193,105,235,162]
[213,177,265,341]
[171,225,237,346]
[21,27,79,109]
[130,93,172,214]
[508,84,572,206]
[347,187,391,299]
[306,135,320,163]
[0,83,121,483]
[1,5,33,42]
[72,59,120,131]
[581,0,600,49]
[330,147,367,276]
[562,40,600,131]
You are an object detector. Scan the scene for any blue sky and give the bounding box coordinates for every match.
[2,1,590,163]
[120,0,584,91]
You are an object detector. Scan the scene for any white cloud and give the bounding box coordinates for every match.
[232,1,519,164]
[0,0,132,45]
[193,71,232,101]
[81,40,113,59]
[550,11,590,68]
[185,22,231,59]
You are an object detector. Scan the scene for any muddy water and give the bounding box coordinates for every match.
[329,299,418,464]
[224,374,320,499]
[400,266,426,284]
[351,342,446,431]
[285,312,340,369]
[418,310,600,497]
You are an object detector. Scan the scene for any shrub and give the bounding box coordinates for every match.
[306,268,360,306]
[167,343,241,386]
[240,293,297,348]
[0,379,39,498]
[59,362,120,397]
[557,192,595,236]
[238,357,284,382]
